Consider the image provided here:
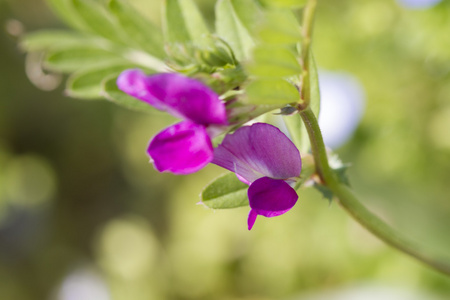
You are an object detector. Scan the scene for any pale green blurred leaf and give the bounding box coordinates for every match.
[313,183,333,204]
[216,0,254,61]
[260,0,307,9]
[201,173,249,209]
[101,74,156,113]
[45,0,86,30]
[72,0,124,44]
[247,46,301,77]
[109,0,165,58]
[258,10,302,45]
[66,64,136,99]
[20,30,95,52]
[309,51,320,117]
[246,78,299,104]
[283,113,310,153]
[44,47,124,72]
[230,0,262,34]
[163,0,209,44]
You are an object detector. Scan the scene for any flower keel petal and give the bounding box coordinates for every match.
[248,177,298,221]
[148,121,213,175]
[248,209,258,231]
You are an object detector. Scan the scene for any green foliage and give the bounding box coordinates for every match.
[242,6,303,106]
[25,0,307,114]
[229,0,262,34]
[66,63,137,99]
[72,0,125,44]
[246,78,299,104]
[201,172,249,209]
[308,51,321,117]
[19,30,94,52]
[44,46,123,72]
[22,0,166,109]
[246,46,302,77]
[163,0,210,44]
[283,113,310,153]
[109,0,165,58]
[45,0,86,30]
[260,0,307,9]
[313,183,333,204]
[215,0,255,61]
[257,9,302,45]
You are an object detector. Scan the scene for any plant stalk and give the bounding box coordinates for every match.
[298,0,450,276]
[300,108,450,276]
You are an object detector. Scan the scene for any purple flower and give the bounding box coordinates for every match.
[212,123,302,230]
[117,69,228,174]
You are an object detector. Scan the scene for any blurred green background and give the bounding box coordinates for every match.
[1,0,450,299]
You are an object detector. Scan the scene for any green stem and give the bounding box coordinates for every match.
[300,108,450,276]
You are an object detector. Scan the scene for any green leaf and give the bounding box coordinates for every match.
[101,74,156,113]
[201,173,249,209]
[230,0,262,34]
[283,113,310,154]
[109,0,165,58]
[45,0,86,30]
[309,51,321,117]
[163,0,210,44]
[328,153,351,186]
[335,166,351,187]
[216,0,254,61]
[20,30,95,52]
[72,0,125,44]
[257,10,302,45]
[260,0,307,8]
[66,64,136,99]
[313,183,333,204]
[44,46,124,73]
[246,78,299,105]
[246,46,302,77]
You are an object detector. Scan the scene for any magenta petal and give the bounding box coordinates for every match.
[148,121,213,174]
[213,123,301,183]
[248,177,298,218]
[248,210,258,230]
[117,69,166,110]
[117,69,227,125]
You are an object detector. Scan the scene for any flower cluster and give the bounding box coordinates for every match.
[117,69,302,230]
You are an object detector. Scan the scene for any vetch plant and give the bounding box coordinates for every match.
[18,0,450,276]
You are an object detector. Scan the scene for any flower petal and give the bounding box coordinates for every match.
[148,121,213,174]
[117,69,227,125]
[247,209,258,231]
[247,177,298,230]
[212,123,301,183]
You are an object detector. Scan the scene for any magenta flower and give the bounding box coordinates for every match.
[117,69,228,174]
[212,123,302,230]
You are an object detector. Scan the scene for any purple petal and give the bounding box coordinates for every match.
[148,121,213,174]
[212,123,301,183]
[247,210,258,231]
[117,69,227,125]
[247,177,298,230]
